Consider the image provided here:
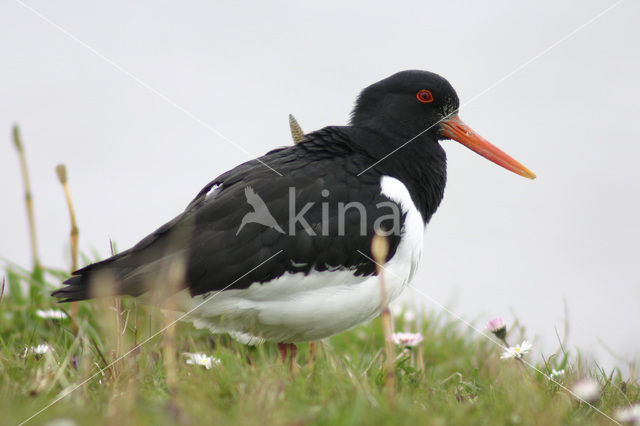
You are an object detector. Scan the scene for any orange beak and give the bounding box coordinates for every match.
[440,115,536,179]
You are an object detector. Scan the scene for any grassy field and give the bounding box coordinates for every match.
[0,258,638,426]
[2,129,638,425]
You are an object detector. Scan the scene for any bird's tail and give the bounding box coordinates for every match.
[53,213,194,303]
[51,274,90,302]
[51,255,132,302]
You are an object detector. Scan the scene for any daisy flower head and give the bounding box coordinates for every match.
[500,340,533,360]
[391,305,402,318]
[29,344,53,356]
[392,332,424,348]
[403,310,416,322]
[571,377,601,404]
[550,368,565,378]
[614,403,640,425]
[43,418,77,426]
[391,305,416,322]
[486,317,507,340]
[36,309,69,320]
[183,352,220,370]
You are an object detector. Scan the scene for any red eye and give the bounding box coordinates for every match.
[416,89,434,103]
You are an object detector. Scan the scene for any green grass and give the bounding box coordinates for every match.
[1,260,637,426]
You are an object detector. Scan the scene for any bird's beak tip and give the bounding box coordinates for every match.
[441,115,536,180]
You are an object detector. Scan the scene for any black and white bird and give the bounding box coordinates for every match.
[53,70,535,350]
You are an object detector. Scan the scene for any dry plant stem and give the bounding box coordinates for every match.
[13,125,40,269]
[94,290,119,380]
[162,258,186,394]
[80,329,92,400]
[288,115,319,360]
[114,298,123,365]
[112,298,123,379]
[308,341,318,362]
[107,242,124,375]
[288,114,305,144]
[417,345,425,373]
[163,306,177,389]
[56,164,80,323]
[0,277,5,305]
[371,234,395,399]
[55,165,79,271]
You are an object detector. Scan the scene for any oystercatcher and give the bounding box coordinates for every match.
[53,70,535,350]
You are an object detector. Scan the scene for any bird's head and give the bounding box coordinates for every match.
[351,70,535,179]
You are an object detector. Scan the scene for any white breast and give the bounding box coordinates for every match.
[379,175,425,284]
[179,175,425,343]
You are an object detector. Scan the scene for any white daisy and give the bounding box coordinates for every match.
[392,332,424,347]
[31,344,53,355]
[43,418,77,426]
[36,309,68,320]
[614,403,640,425]
[183,352,220,370]
[403,310,416,322]
[571,378,601,403]
[500,340,533,359]
[391,305,403,318]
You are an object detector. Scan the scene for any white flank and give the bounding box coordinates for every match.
[180,175,425,343]
[379,175,424,283]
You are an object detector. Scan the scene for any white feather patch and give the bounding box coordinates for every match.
[178,175,425,343]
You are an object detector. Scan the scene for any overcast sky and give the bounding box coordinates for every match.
[1,1,638,373]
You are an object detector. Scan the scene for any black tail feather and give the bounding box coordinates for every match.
[52,219,192,303]
[51,275,90,302]
[52,249,187,302]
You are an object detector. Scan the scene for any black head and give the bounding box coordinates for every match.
[350,70,459,141]
[350,70,536,179]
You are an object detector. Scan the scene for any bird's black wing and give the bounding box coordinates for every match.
[53,127,406,301]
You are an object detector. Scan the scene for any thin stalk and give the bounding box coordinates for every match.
[56,164,80,322]
[55,164,79,271]
[109,241,123,371]
[371,233,395,400]
[417,345,425,373]
[288,114,318,365]
[0,277,5,305]
[161,255,187,419]
[13,125,41,270]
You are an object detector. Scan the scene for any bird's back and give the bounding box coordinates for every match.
[53,126,405,302]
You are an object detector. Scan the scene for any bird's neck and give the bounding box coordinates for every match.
[346,126,448,224]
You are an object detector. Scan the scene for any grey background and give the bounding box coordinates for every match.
[1,1,638,373]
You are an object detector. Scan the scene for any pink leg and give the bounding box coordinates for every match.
[277,343,298,370]
[309,341,318,360]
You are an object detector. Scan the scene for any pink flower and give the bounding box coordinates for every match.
[614,404,640,425]
[486,317,507,340]
[392,332,424,347]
